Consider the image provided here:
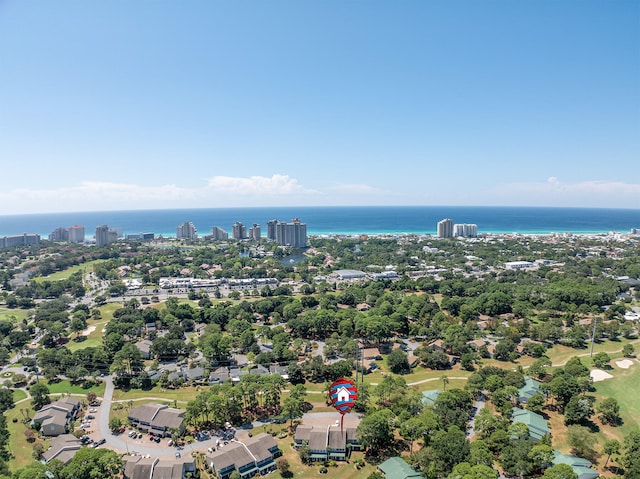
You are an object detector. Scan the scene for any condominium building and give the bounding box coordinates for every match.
[249,223,261,241]
[95,225,116,247]
[49,227,69,242]
[176,222,197,240]
[437,218,453,238]
[454,223,478,238]
[0,233,41,248]
[270,218,307,248]
[68,225,85,243]
[211,226,229,240]
[232,222,247,240]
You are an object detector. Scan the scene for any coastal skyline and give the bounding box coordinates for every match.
[1,1,638,215]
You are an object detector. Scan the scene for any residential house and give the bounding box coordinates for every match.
[517,376,542,404]
[135,339,154,360]
[293,424,361,461]
[123,456,196,479]
[269,365,289,380]
[362,348,382,360]
[209,367,230,384]
[182,366,205,384]
[128,403,185,437]
[511,407,550,441]
[248,364,269,376]
[378,457,423,479]
[421,390,442,406]
[41,434,82,464]
[552,450,599,479]
[32,397,80,437]
[206,433,281,479]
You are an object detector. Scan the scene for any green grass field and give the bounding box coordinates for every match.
[5,404,49,470]
[45,379,106,396]
[32,259,106,283]
[12,389,27,403]
[0,307,32,323]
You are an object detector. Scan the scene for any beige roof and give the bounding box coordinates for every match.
[208,442,253,472]
[245,433,277,462]
[129,403,184,430]
[309,430,327,451]
[124,457,157,479]
[294,425,312,442]
[328,428,346,450]
[42,434,81,463]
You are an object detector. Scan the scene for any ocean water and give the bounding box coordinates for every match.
[0,206,639,238]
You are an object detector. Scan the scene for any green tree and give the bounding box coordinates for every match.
[526,392,545,413]
[622,343,635,357]
[29,382,50,411]
[356,408,395,454]
[387,349,410,374]
[592,351,610,369]
[60,447,123,479]
[621,430,640,478]
[567,425,597,461]
[603,439,621,469]
[541,464,578,479]
[597,397,621,425]
[564,396,593,426]
[108,417,122,432]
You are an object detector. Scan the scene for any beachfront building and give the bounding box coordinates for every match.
[49,227,69,242]
[0,233,41,248]
[437,218,453,238]
[249,223,261,241]
[211,226,229,240]
[95,225,118,246]
[267,218,307,247]
[176,221,197,240]
[232,222,247,240]
[68,225,85,243]
[454,223,478,237]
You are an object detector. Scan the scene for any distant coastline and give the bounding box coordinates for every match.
[1,206,639,238]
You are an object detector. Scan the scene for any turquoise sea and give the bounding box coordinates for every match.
[0,206,639,238]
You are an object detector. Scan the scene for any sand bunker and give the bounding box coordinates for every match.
[82,325,96,336]
[615,359,634,369]
[590,369,613,382]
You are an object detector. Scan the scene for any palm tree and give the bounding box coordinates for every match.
[442,375,449,391]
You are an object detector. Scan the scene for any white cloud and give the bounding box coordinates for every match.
[206,174,314,195]
[489,178,640,208]
[0,175,319,215]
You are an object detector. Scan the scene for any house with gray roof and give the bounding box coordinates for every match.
[41,434,82,464]
[206,433,281,479]
[32,397,80,437]
[293,424,361,461]
[123,456,197,479]
[209,367,230,384]
[135,339,154,360]
[128,403,185,437]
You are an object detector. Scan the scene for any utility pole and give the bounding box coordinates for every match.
[590,317,598,357]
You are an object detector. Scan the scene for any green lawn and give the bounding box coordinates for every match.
[32,259,106,282]
[65,319,109,352]
[111,385,200,403]
[46,379,106,396]
[0,307,32,323]
[5,404,49,470]
[12,389,27,403]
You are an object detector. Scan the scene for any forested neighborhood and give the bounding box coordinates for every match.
[0,232,639,479]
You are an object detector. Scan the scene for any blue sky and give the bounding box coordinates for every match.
[1,0,638,214]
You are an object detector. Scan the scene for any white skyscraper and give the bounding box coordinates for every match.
[437,218,453,238]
